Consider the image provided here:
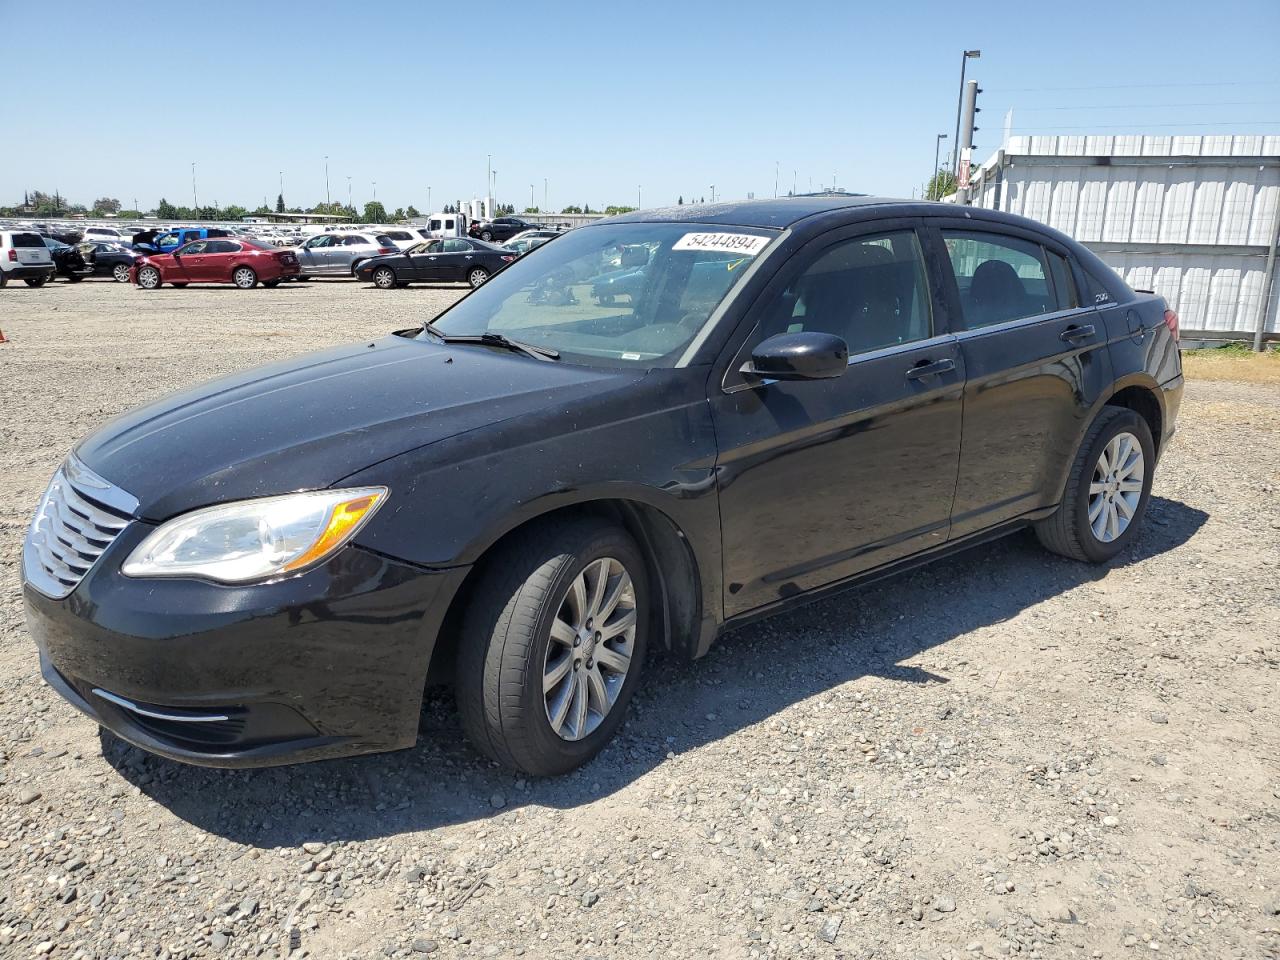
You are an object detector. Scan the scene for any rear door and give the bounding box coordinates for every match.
[929,222,1111,536]
[202,239,241,281]
[710,221,964,617]
[438,238,477,280]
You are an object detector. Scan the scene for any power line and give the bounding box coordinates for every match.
[994,79,1280,93]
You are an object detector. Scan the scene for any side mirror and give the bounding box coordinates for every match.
[741,331,848,382]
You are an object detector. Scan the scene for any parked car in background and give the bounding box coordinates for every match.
[377,228,421,252]
[502,229,560,256]
[0,230,55,287]
[132,228,233,255]
[42,237,93,282]
[78,241,142,283]
[21,197,1182,778]
[420,212,469,238]
[469,216,540,242]
[357,237,515,289]
[83,226,126,243]
[293,232,398,278]
[132,237,299,289]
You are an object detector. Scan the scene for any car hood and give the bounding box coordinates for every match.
[74,334,638,520]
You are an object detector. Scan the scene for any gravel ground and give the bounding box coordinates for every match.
[1,279,1278,960]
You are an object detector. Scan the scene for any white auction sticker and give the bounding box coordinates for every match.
[672,232,772,256]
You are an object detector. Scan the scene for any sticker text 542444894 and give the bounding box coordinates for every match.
[671,232,772,256]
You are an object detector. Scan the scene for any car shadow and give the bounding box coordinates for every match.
[101,495,1207,845]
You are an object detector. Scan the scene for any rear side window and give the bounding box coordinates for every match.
[384,231,411,240]
[442,239,471,253]
[11,232,46,248]
[343,236,367,246]
[942,231,1068,329]
[751,229,933,356]
[1046,251,1079,309]
[374,235,396,247]
[205,240,240,253]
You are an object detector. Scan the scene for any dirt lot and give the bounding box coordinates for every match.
[1,279,1278,960]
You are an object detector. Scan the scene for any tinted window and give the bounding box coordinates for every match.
[12,232,46,248]
[751,230,932,356]
[374,235,396,247]
[943,231,1062,328]
[1046,251,1079,309]
[205,240,240,253]
[178,241,208,255]
[441,239,471,253]
[428,221,441,231]
[384,231,412,240]
[343,235,367,246]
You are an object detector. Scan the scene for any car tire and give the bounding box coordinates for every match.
[1034,406,1155,564]
[480,230,493,242]
[232,267,258,289]
[455,518,650,777]
[372,266,397,289]
[25,276,48,288]
[112,264,132,283]
[0,272,8,287]
[295,276,313,282]
[467,267,489,288]
[67,273,83,283]
[137,266,162,289]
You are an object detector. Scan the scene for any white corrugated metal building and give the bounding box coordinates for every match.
[963,135,1280,343]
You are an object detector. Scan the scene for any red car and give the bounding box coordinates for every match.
[132,237,300,290]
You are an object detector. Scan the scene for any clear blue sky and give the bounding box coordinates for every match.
[3,0,1278,213]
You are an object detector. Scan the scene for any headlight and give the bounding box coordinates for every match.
[121,487,387,583]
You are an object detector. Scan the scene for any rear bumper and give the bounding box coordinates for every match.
[4,264,55,280]
[24,528,469,767]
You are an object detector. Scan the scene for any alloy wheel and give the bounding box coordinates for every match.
[542,557,637,742]
[233,267,256,289]
[468,268,488,288]
[112,264,131,283]
[1088,431,1144,543]
[138,267,160,289]
[374,267,395,289]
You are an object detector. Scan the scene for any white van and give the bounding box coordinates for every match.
[82,226,126,242]
[419,212,468,239]
[0,230,56,287]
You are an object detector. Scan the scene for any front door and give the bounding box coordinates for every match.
[930,224,1112,537]
[296,235,331,275]
[171,240,208,282]
[711,223,964,618]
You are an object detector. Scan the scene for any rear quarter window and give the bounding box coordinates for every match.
[375,235,396,247]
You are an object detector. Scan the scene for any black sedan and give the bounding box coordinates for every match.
[469,216,540,242]
[78,241,141,283]
[42,237,93,281]
[23,197,1183,778]
[356,237,515,289]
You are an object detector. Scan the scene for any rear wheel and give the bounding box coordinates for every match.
[455,518,649,776]
[350,259,366,277]
[233,267,258,289]
[25,276,48,287]
[137,266,162,289]
[480,230,493,242]
[111,263,131,283]
[372,266,397,289]
[468,267,489,288]
[1034,406,1154,563]
[67,273,83,283]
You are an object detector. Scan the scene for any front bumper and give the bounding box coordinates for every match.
[24,526,468,767]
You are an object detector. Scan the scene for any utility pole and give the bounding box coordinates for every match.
[957,79,980,205]
[324,156,330,208]
[427,186,432,211]
[952,50,981,175]
[931,133,948,200]
[774,160,779,198]
[530,184,535,211]
[372,181,377,202]
[637,185,641,209]
[191,162,198,214]
[487,155,492,208]
[544,177,548,212]
[346,176,352,211]
[710,184,716,202]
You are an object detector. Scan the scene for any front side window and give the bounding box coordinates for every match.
[943,231,1068,328]
[426,222,777,367]
[749,230,933,356]
[178,241,208,255]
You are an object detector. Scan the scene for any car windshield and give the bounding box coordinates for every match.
[424,222,776,367]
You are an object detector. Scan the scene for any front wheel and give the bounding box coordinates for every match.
[455,519,649,776]
[137,266,162,289]
[480,230,493,242]
[232,267,258,289]
[468,267,489,288]
[112,263,132,283]
[1034,406,1155,563]
[372,266,397,289]
[24,276,48,287]
[67,274,83,283]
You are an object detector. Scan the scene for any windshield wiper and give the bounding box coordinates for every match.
[422,322,559,361]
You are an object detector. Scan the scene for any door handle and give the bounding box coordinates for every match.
[1059,323,1096,343]
[905,358,956,380]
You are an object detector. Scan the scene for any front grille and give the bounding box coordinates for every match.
[23,457,137,600]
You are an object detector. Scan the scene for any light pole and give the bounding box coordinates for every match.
[637,185,641,209]
[530,184,535,211]
[931,133,948,199]
[427,186,431,212]
[952,50,981,175]
[324,156,330,208]
[710,184,716,202]
[278,170,284,207]
[191,162,198,215]
[487,154,492,206]
[544,177,548,213]
[774,160,779,198]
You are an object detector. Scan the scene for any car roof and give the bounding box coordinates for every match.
[603,195,892,229]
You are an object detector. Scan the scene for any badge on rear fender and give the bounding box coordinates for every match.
[672,232,771,256]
